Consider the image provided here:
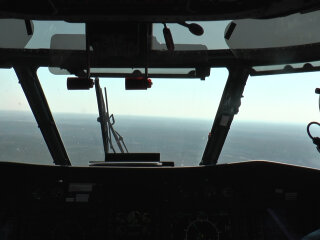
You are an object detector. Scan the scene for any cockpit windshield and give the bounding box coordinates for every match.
[2,9,320,168]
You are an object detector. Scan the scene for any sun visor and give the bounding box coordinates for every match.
[50,34,85,50]
[225,11,320,51]
[49,34,209,79]
[49,34,85,75]
[0,19,34,48]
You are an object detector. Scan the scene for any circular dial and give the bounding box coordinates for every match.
[185,219,219,240]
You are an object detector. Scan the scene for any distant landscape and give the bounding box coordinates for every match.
[1,110,320,169]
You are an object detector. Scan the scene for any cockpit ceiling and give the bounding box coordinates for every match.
[0,0,320,21]
[3,7,320,75]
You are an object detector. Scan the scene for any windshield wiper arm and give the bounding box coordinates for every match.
[95,78,128,161]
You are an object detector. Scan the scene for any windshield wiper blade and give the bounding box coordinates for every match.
[103,87,128,154]
[95,78,128,161]
[95,78,109,155]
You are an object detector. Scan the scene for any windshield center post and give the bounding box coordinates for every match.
[14,66,71,166]
[201,65,249,166]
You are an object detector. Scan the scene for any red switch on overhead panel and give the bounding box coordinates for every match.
[125,77,153,90]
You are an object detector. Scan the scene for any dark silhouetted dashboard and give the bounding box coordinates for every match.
[0,161,319,239]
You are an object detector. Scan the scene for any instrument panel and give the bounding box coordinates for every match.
[0,161,319,239]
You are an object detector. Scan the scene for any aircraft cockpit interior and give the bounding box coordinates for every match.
[2,1,320,239]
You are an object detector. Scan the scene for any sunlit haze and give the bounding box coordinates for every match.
[1,67,320,124]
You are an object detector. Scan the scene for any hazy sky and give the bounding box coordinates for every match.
[1,66,320,124]
[1,19,320,124]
